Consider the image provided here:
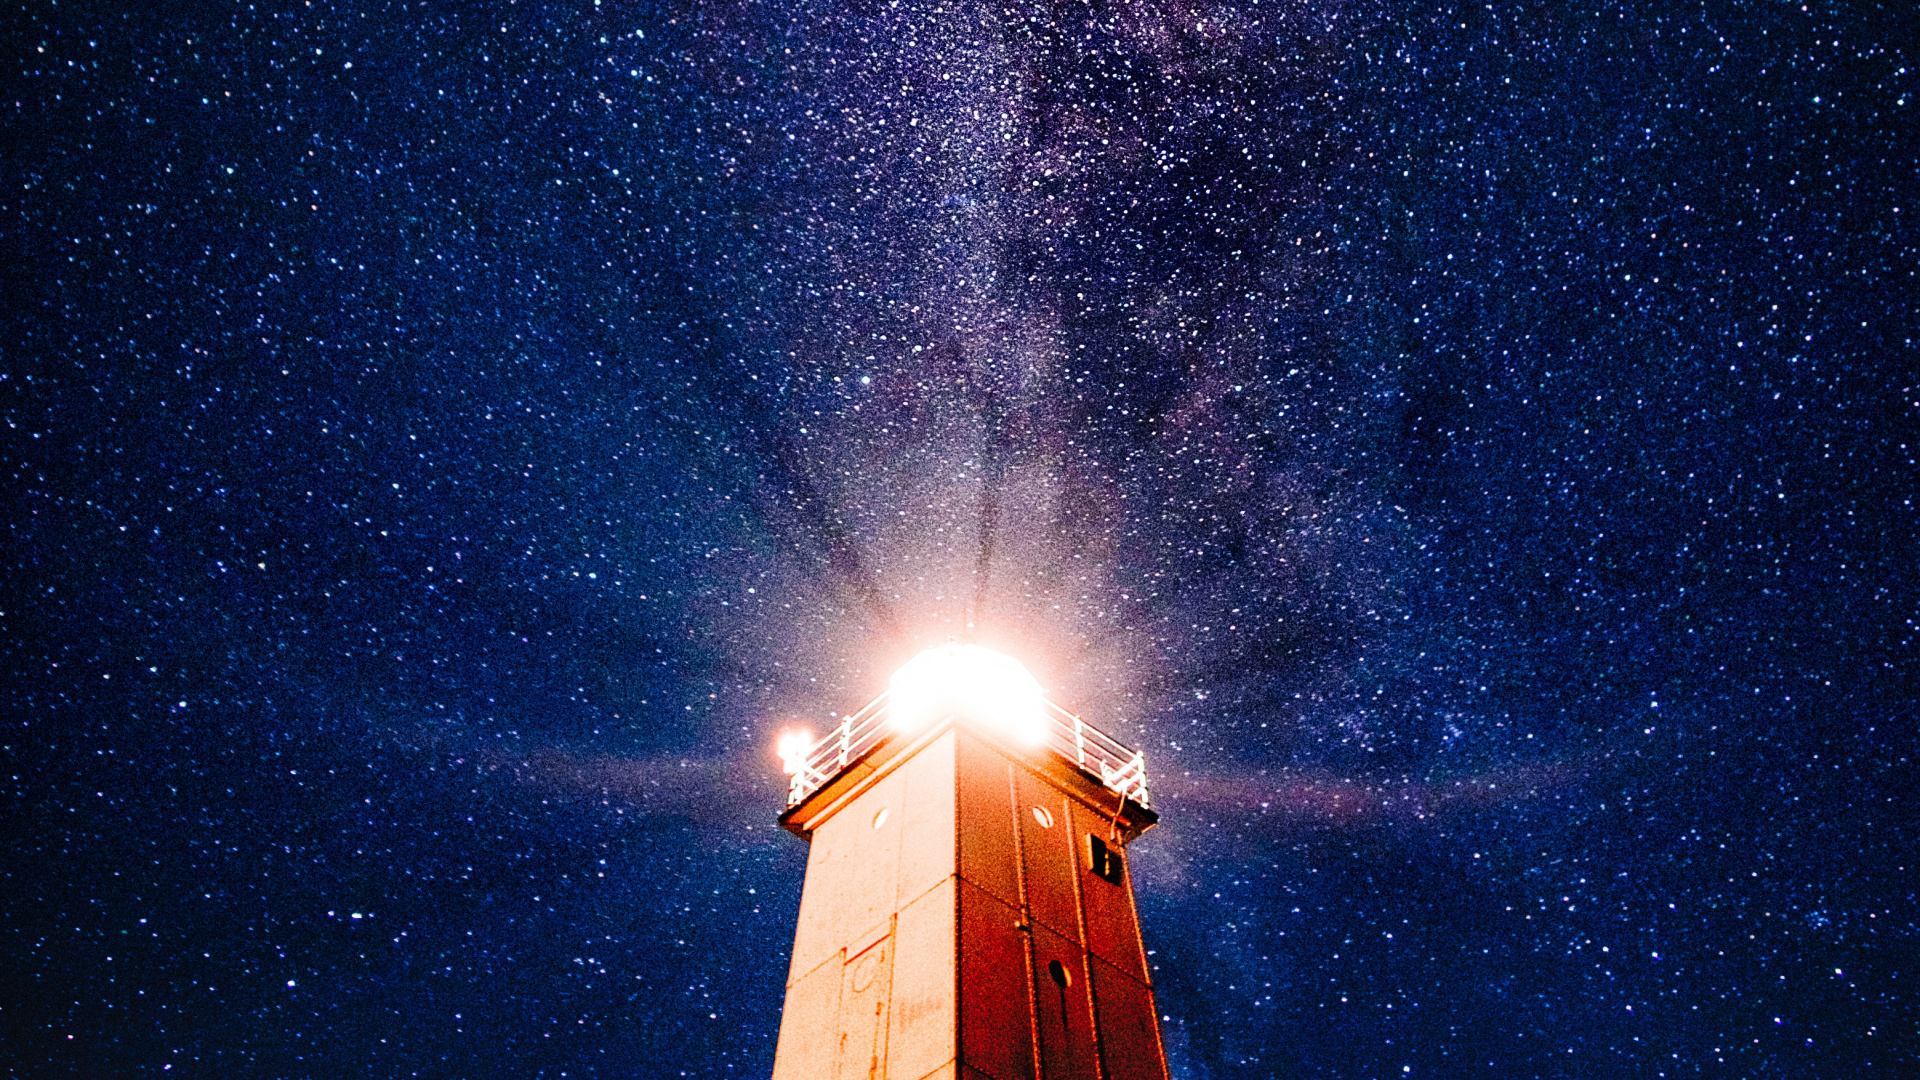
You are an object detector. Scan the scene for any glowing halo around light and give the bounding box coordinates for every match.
[776,729,814,775]
[888,643,1048,746]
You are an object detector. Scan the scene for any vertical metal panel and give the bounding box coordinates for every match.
[1089,956,1167,1080]
[1066,800,1148,984]
[898,729,957,909]
[840,772,908,948]
[1028,922,1099,1080]
[956,878,1035,1080]
[838,933,893,1080]
[789,823,846,984]
[771,950,845,1080]
[1014,770,1080,943]
[954,732,1019,908]
[888,879,956,1080]
[791,772,908,998]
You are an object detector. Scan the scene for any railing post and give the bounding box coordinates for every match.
[837,717,851,771]
[1073,714,1086,770]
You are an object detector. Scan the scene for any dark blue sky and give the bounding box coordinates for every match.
[4,0,1914,1076]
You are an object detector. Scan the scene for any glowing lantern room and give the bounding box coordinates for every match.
[771,644,1167,1080]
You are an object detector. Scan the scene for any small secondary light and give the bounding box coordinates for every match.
[889,643,1046,745]
[777,730,814,775]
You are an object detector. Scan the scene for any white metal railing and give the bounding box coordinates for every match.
[783,690,1150,811]
[782,691,892,807]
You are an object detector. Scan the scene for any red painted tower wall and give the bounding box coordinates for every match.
[773,719,1167,1080]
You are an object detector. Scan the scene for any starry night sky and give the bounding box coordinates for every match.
[4,0,1915,1076]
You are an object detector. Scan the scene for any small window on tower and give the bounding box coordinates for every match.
[1087,834,1124,886]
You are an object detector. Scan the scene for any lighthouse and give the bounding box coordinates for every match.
[771,643,1169,1080]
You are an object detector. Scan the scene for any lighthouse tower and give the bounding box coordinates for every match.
[771,644,1168,1080]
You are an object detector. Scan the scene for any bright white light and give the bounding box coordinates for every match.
[889,643,1047,745]
[777,730,814,775]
